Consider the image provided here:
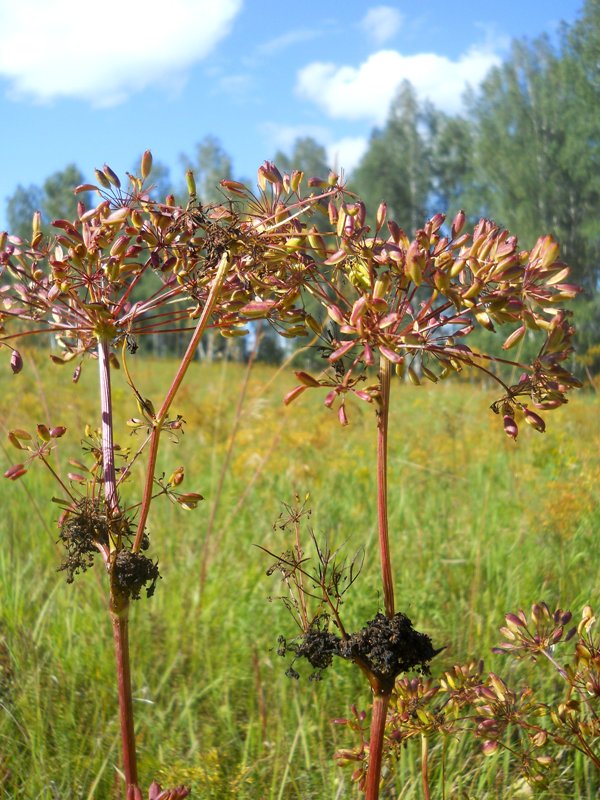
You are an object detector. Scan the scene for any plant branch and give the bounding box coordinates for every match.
[132,251,230,552]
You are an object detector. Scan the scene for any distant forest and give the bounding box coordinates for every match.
[5,0,599,371]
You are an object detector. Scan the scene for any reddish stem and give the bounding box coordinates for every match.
[111,600,138,792]
[133,251,230,552]
[363,356,397,800]
[365,691,391,800]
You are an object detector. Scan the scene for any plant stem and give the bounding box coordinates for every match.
[377,356,394,619]
[111,596,138,791]
[365,691,391,800]
[98,338,119,517]
[421,734,431,800]
[363,358,397,800]
[132,250,230,552]
[98,338,139,796]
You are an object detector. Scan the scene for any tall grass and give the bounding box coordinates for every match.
[0,351,598,797]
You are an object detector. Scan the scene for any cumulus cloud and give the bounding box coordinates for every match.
[296,46,501,122]
[0,0,242,106]
[360,6,403,46]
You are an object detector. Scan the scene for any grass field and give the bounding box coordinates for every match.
[0,349,598,798]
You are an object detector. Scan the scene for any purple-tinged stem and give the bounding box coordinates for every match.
[376,356,395,619]
[98,338,118,516]
[98,337,139,796]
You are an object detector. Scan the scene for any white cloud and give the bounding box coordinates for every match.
[296,46,501,122]
[256,29,321,57]
[360,6,403,46]
[327,137,368,174]
[0,0,242,107]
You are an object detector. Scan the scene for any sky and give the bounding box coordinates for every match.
[0,0,585,228]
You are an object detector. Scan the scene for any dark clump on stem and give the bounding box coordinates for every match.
[279,612,440,685]
[57,498,110,583]
[113,550,161,600]
[340,613,441,683]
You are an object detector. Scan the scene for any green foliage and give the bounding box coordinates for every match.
[0,357,597,797]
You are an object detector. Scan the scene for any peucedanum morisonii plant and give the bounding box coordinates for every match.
[1,156,584,798]
[232,165,583,798]
[0,156,344,798]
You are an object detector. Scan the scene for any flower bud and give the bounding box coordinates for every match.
[405,240,424,285]
[103,164,121,189]
[289,169,303,194]
[294,371,320,387]
[168,466,185,486]
[94,168,111,189]
[502,325,525,350]
[451,209,465,237]
[482,740,499,757]
[37,424,51,441]
[4,463,27,480]
[503,414,518,440]
[523,407,546,433]
[10,349,23,374]
[283,385,308,406]
[140,149,153,180]
[185,169,196,197]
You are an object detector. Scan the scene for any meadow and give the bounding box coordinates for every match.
[0,349,598,799]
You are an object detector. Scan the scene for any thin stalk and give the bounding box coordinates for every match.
[376,357,394,619]
[365,691,391,800]
[362,358,397,800]
[98,338,139,795]
[132,251,230,552]
[421,734,431,800]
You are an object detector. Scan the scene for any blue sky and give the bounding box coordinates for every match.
[0,0,584,227]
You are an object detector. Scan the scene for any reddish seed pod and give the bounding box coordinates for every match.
[503,414,518,440]
[523,407,546,433]
[4,464,27,480]
[10,349,23,374]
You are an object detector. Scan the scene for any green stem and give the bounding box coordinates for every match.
[377,357,394,619]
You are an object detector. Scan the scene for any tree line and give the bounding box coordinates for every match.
[5,0,599,368]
